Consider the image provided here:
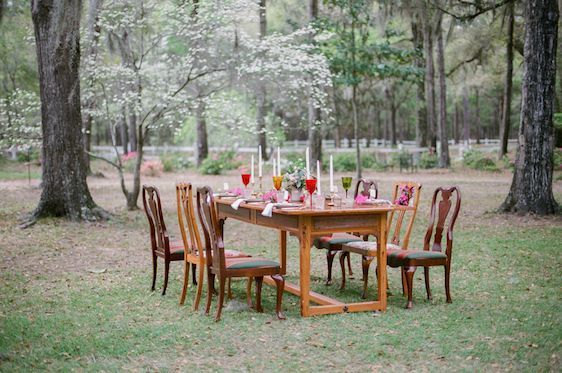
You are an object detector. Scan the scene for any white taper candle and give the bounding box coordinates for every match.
[305,147,310,179]
[329,154,334,192]
[317,159,321,195]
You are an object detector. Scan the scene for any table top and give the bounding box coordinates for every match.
[215,196,396,216]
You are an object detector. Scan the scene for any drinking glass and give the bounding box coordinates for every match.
[341,176,352,198]
[273,176,283,191]
[241,173,251,197]
[305,179,317,208]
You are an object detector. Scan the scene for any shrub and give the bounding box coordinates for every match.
[332,153,356,172]
[160,153,191,172]
[463,149,499,172]
[199,157,224,175]
[217,150,241,171]
[120,151,137,173]
[392,150,411,169]
[419,152,438,169]
[554,148,562,170]
[501,155,514,171]
[140,159,164,177]
[16,149,40,163]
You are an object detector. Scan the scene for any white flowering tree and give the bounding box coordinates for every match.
[0,89,41,153]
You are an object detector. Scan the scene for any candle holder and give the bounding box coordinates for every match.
[258,176,263,194]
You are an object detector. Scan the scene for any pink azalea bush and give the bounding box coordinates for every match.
[141,159,164,177]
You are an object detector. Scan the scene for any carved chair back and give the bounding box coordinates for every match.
[142,185,170,256]
[196,186,226,272]
[354,178,378,199]
[423,186,462,258]
[387,182,422,249]
[176,182,204,257]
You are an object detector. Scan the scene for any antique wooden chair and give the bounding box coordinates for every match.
[196,186,286,321]
[176,182,250,310]
[142,185,184,296]
[339,182,422,298]
[387,186,461,309]
[313,178,378,285]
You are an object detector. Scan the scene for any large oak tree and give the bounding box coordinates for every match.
[500,0,559,215]
[31,0,105,222]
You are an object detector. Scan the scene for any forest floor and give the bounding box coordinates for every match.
[0,160,561,372]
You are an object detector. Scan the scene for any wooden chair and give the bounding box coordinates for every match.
[142,185,184,296]
[387,186,461,309]
[339,182,422,298]
[176,182,250,310]
[196,186,286,321]
[313,178,378,285]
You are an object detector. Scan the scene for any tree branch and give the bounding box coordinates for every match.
[86,151,121,169]
[447,48,482,77]
[430,0,515,22]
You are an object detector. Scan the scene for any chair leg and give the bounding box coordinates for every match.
[193,264,204,311]
[255,276,264,313]
[271,274,286,320]
[191,263,197,285]
[215,276,226,322]
[361,256,373,299]
[339,251,348,290]
[162,259,170,296]
[424,266,433,300]
[326,250,337,285]
[246,277,254,308]
[151,254,157,291]
[205,272,215,315]
[347,252,354,278]
[227,278,233,299]
[445,264,452,303]
[404,266,416,309]
[179,260,190,305]
[401,267,407,297]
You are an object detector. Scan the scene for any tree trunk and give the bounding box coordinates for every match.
[421,0,436,149]
[499,1,515,159]
[30,0,104,222]
[500,0,559,215]
[82,0,103,175]
[195,99,208,167]
[436,13,450,167]
[463,85,470,143]
[308,0,322,166]
[256,0,267,160]
[475,88,481,144]
[411,9,427,147]
[352,85,361,178]
[120,105,129,154]
[128,110,137,152]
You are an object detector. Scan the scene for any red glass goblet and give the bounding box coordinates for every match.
[241,173,251,187]
[305,179,317,208]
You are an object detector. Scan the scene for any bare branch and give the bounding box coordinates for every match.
[430,0,515,22]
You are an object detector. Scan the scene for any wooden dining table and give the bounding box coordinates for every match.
[216,198,393,317]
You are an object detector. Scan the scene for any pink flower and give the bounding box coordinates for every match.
[355,194,369,204]
[394,185,414,206]
[229,187,244,196]
[261,190,277,202]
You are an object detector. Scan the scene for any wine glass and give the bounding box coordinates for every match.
[305,179,317,208]
[341,176,352,198]
[273,176,283,191]
[241,173,251,197]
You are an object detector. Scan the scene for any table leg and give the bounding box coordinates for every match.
[299,216,312,317]
[279,230,287,276]
[377,213,388,310]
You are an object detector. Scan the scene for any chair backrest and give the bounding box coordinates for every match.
[142,185,170,255]
[196,186,225,272]
[423,186,461,258]
[354,178,378,199]
[176,182,204,257]
[387,181,422,249]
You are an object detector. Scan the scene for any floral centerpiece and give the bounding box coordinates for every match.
[283,159,307,202]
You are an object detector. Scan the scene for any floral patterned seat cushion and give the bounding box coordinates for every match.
[313,233,363,250]
[343,241,402,255]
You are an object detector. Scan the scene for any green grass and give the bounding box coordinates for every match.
[0,170,561,371]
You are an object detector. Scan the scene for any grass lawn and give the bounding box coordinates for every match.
[0,161,561,371]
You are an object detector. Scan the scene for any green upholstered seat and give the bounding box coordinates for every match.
[314,233,363,250]
[387,249,447,267]
[226,259,280,270]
